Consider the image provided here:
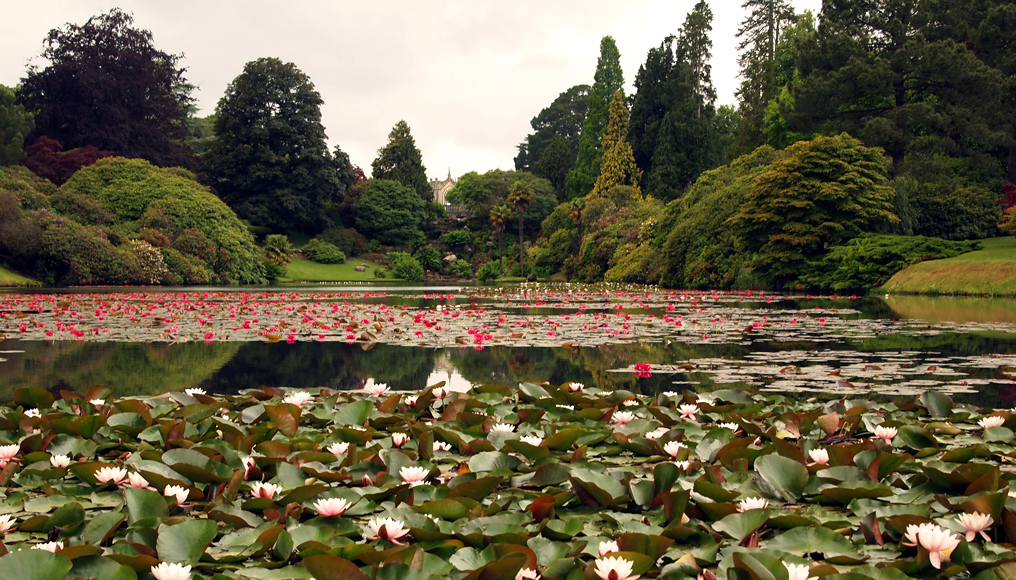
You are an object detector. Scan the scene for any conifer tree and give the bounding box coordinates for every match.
[734,0,796,150]
[590,91,642,200]
[628,38,675,179]
[565,37,624,200]
[372,120,432,202]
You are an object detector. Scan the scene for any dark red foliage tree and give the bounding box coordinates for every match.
[17,8,193,167]
[1000,183,1016,209]
[21,136,112,185]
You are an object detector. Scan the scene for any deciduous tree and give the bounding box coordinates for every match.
[515,85,589,196]
[0,85,33,166]
[17,9,192,167]
[205,57,341,235]
[354,179,425,245]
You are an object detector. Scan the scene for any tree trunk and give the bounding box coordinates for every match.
[518,211,525,278]
[1009,105,1016,183]
[498,232,504,276]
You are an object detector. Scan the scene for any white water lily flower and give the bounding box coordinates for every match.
[250,481,282,499]
[151,561,192,580]
[0,443,19,467]
[366,516,411,544]
[405,395,419,407]
[520,435,544,446]
[491,423,516,432]
[25,408,41,418]
[89,399,106,406]
[978,416,1006,429]
[516,568,540,580]
[432,387,449,399]
[645,428,669,440]
[33,541,63,552]
[718,422,739,431]
[164,484,188,505]
[568,382,583,391]
[807,449,830,466]
[737,497,769,512]
[678,404,698,419]
[433,441,452,452]
[611,411,636,425]
[958,512,993,542]
[675,460,691,470]
[593,555,640,580]
[313,497,352,517]
[0,514,16,533]
[126,472,152,489]
[95,466,128,485]
[282,391,313,406]
[556,404,575,411]
[50,454,70,468]
[784,563,816,580]
[363,382,390,397]
[664,441,686,458]
[241,456,256,478]
[902,522,936,547]
[327,442,350,456]
[917,524,961,569]
[598,540,619,556]
[400,465,430,486]
[392,432,410,447]
[184,388,205,396]
[873,425,897,443]
[622,399,639,407]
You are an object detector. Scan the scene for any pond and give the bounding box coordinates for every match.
[2,287,1016,408]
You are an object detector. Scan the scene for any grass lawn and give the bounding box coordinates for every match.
[883,236,1016,295]
[0,264,40,287]
[277,257,385,283]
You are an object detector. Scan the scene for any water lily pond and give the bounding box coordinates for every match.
[1,287,1016,580]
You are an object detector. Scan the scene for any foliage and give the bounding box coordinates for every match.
[590,91,642,199]
[0,192,42,268]
[173,228,216,264]
[303,239,346,264]
[658,146,774,289]
[0,165,55,210]
[388,251,424,281]
[628,38,675,180]
[61,157,266,284]
[371,120,432,202]
[514,85,589,195]
[0,84,33,165]
[728,134,898,287]
[576,194,662,283]
[205,57,342,235]
[16,8,191,166]
[508,181,536,274]
[32,211,146,285]
[48,191,112,226]
[566,36,624,199]
[449,170,555,231]
[373,267,386,279]
[354,179,424,245]
[447,258,472,278]
[413,246,441,271]
[733,0,796,151]
[798,234,979,291]
[263,234,293,268]
[21,137,113,186]
[441,229,470,249]
[475,259,500,283]
[316,227,366,257]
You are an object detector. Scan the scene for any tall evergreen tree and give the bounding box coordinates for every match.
[514,85,589,195]
[787,0,1008,172]
[591,91,642,199]
[628,38,675,179]
[206,57,340,235]
[734,0,796,151]
[372,120,432,202]
[645,1,722,201]
[565,37,624,200]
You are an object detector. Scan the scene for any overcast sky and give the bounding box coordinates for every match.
[1,1,822,179]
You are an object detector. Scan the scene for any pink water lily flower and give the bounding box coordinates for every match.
[873,425,897,443]
[917,524,961,569]
[367,516,411,545]
[958,512,993,542]
[95,466,128,485]
[611,411,636,425]
[737,497,768,512]
[50,454,71,468]
[250,482,282,499]
[432,386,449,399]
[126,472,153,489]
[664,441,686,458]
[902,522,936,547]
[978,416,1006,429]
[150,562,192,580]
[363,382,390,397]
[313,497,352,517]
[399,465,430,486]
[678,404,699,419]
[0,514,17,533]
[433,441,452,452]
[807,449,829,466]
[164,484,189,505]
[392,432,410,447]
[568,382,584,391]
[0,444,20,468]
[594,555,640,580]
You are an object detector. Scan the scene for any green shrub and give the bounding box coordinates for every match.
[389,252,424,281]
[414,246,441,271]
[33,213,149,285]
[315,227,365,256]
[263,234,293,267]
[174,228,216,263]
[476,261,500,283]
[797,234,979,291]
[0,165,55,210]
[355,180,424,245]
[48,191,112,226]
[373,267,387,279]
[160,248,215,285]
[303,239,346,264]
[448,259,472,278]
[441,229,470,249]
[263,260,286,280]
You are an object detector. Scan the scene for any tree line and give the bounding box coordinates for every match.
[1,3,1014,289]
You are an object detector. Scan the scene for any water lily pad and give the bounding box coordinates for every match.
[755,454,808,502]
[0,548,73,580]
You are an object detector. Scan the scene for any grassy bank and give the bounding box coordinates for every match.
[0,264,40,287]
[882,236,1016,295]
[277,257,384,283]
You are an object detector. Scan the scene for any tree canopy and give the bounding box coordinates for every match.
[590,91,642,200]
[0,85,33,166]
[354,179,425,245]
[205,57,341,235]
[514,84,589,196]
[17,8,192,167]
[372,120,432,202]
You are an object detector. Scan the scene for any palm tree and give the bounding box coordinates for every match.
[489,204,513,276]
[507,181,534,277]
